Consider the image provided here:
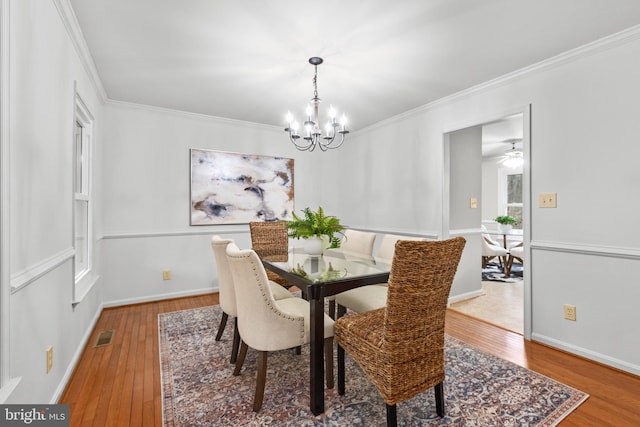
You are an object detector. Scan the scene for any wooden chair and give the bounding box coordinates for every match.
[249,221,295,289]
[481,234,508,270]
[505,242,524,276]
[335,238,466,426]
[210,236,293,364]
[226,243,335,411]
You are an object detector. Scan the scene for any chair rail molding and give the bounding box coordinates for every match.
[10,247,76,293]
[530,240,640,260]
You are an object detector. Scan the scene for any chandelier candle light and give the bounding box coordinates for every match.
[285,57,349,152]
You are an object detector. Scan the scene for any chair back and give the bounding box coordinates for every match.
[210,236,237,317]
[376,234,423,261]
[383,238,466,384]
[249,221,289,261]
[226,243,305,351]
[249,221,292,287]
[481,234,506,257]
[341,229,376,256]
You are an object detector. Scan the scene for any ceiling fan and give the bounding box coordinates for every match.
[498,139,523,168]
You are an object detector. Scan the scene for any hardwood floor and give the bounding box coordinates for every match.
[59,294,640,426]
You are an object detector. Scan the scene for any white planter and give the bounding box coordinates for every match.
[303,237,324,256]
[498,224,513,233]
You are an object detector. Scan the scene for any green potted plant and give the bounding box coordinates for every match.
[494,215,517,233]
[285,206,345,255]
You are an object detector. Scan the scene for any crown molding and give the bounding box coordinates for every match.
[52,0,107,102]
[358,24,640,135]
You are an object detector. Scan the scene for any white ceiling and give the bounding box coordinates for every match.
[70,0,640,135]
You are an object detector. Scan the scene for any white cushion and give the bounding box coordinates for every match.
[510,246,524,258]
[482,235,508,257]
[335,285,387,313]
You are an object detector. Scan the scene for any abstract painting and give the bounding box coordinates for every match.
[190,149,294,225]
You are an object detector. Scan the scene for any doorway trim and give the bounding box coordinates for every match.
[442,105,532,339]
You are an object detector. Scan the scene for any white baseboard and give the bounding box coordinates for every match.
[448,289,485,306]
[51,303,105,403]
[531,333,640,377]
[103,287,216,308]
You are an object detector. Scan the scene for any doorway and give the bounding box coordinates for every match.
[444,108,531,338]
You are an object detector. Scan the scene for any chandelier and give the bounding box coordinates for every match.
[499,140,524,168]
[285,57,349,152]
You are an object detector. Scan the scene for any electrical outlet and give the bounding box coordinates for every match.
[46,346,53,373]
[539,192,557,208]
[162,269,171,280]
[469,198,478,209]
[564,304,576,321]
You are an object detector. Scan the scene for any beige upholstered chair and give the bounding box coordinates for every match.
[249,221,295,289]
[225,243,335,411]
[505,242,524,276]
[325,229,377,318]
[340,229,376,256]
[210,236,293,364]
[481,234,508,271]
[335,234,423,316]
[335,238,466,427]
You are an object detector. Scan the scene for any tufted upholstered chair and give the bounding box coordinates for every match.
[225,242,335,411]
[210,236,293,364]
[335,238,466,426]
[335,234,424,317]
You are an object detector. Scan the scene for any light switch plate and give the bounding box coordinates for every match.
[470,198,478,209]
[539,192,557,208]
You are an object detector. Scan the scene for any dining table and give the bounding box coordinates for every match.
[261,248,391,415]
[486,229,523,249]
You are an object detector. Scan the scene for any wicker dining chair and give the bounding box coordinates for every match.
[335,234,424,317]
[335,237,466,427]
[249,221,295,289]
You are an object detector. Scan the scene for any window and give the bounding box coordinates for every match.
[498,166,523,229]
[73,94,95,302]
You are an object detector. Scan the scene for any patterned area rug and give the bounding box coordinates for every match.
[482,262,523,283]
[159,306,587,426]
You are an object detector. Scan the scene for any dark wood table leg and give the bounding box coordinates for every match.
[309,296,325,415]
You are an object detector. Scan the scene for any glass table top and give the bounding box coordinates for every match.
[266,248,392,284]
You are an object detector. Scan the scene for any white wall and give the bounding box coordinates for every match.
[448,127,483,299]
[324,31,640,374]
[481,157,500,224]
[4,2,640,407]
[4,0,104,403]
[100,103,323,304]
